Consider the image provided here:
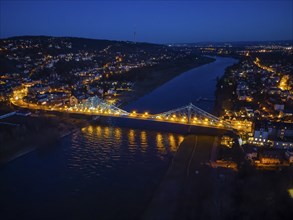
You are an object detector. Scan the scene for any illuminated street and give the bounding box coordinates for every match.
[10,86,233,130]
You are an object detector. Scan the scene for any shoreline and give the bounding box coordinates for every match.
[120,56,215,107]
[0,115,84,165]
[0,146,36,165]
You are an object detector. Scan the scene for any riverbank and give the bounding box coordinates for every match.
[119,56,215,106]
[214,60,240,116]
[0,113,89,164]
[142,135,238,220]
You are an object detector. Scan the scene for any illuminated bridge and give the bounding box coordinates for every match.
[65,96,232,130]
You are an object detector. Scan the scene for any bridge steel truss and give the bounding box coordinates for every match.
[71,96,231,130]
[150,103,231,129]
[72,96,129,116]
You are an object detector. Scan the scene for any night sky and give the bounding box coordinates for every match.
[0,0,292,43]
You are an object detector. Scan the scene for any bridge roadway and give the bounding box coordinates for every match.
[11,96,232,131]
[13,104,231,131]
[70,111,230,130]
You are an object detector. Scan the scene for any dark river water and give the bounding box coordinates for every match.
[0,56,237,220]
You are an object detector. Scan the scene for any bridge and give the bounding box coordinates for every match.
[65,96,232,130]
[10,90,232,130]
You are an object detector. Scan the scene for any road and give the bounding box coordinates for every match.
[142,135,224,220]
[10,91,231,130]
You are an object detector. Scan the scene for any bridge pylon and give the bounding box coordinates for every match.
[70,96,231,130]
[151,103,231,129]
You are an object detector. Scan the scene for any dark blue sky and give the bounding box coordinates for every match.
[1,1,292,43]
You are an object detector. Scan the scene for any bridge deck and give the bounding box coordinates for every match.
[10,93,232,131]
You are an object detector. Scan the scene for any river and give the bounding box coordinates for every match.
[0,56,237,220]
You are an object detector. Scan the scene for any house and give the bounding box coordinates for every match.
[272,140,293,149]
[244,145,258,160]
[259,151,282,164]
[48,92,70,105]
[274,104,284,111]
[285,151,293,163]
[28,84,50,94]
[250,122,270,145]
[69,96,78,106]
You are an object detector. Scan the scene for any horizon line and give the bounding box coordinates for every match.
[1,34,292,45]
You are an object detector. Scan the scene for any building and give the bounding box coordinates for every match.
[272,140,293,148]
[220,136,234,148]
[69,96,78,106]
[274,104,285,111]
[244,145,258,160]
[259,151,281,164]
[285,151,293,163]
[28,84,50,94]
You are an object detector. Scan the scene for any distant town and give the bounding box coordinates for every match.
[0,36,203,106]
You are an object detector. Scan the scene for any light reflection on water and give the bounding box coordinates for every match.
[69,125,184,182]
[64,125,184,219]
[0,123,185,220]
[140,131,147,152]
